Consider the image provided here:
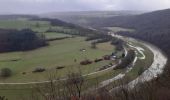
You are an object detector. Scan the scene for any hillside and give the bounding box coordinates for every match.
[86,9,170,56]
[0,15,38,20]
[41,11,143,27]
[95,9,170,29]
[43,9,170,56]
[113,9,170,55]
[102,9,170,100]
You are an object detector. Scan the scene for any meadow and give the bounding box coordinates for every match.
[0,19,154,100]
[0,35,115,82]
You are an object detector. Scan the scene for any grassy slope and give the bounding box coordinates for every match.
[43,32,71,39]
[0,40,153,100]
[0,19,154,99]
[0,20,50,30]
[0,36,115,82]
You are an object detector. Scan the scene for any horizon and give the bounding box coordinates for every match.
[0,0,170,14]
[0,10,148,15]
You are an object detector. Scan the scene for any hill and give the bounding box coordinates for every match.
[0,15,38,20]
[113,9,170,55]
[83,9,170,56]
[41,11,143,27]
[44,9,170,56]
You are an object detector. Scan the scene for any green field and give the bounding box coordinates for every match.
[0,35,115,82]
[0,19,73,33]
[43,32,72,39]
[0,19,155,100]
[0,39,154,100]
[0,19,119,83]
[0,20,50,30]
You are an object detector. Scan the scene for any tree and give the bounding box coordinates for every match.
[66,73,84,98]
[33,71,84,100]
[0,29,48,52]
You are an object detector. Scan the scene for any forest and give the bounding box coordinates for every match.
[0,29,47,52]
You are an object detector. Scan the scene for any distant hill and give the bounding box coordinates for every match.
[92,9,170,30]
[41,11,144,27]
[0,15,38,20]
[101,9,170,55]
[0,15,77,28]
[54,9,170,55]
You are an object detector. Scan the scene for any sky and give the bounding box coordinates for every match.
[0,0,170,14]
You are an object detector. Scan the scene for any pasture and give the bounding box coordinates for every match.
[0,19,154,100]
[0,35,115,82]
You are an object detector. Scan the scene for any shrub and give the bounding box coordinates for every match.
[0,68,12,77]
[56,66,65,69]
[103,55,111,60]
[32,67,46,73]
[80,59,93,65]
[94,58,103,63]
[22,72,26,75]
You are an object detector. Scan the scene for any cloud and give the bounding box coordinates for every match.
[116,0,170,10]
[0,0,169,14]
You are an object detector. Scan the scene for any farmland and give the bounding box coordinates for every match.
[0,35,116,82]
[0,17,155,100]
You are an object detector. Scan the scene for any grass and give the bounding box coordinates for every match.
[0,19,79,34]
[96,42,116,51]
[43,32,72,39]
[0,19,154,99]
[0,36,115,82]
[0,35,118,100]
[0,19,119,99]
[126,44,153,78]
[0,20,50,30]
[0,36,154,100]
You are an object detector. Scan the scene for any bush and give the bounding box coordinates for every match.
[103,55,111,60]
[94,58,103,63]
[56,66,65,69]
[32,67,46,73]
[0,68,12,77]
[80,59,93,65]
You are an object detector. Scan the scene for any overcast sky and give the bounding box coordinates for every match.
[0,0,170,14]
